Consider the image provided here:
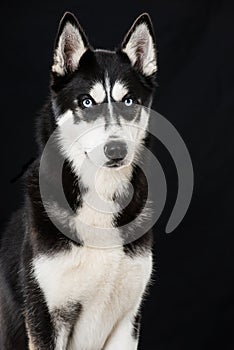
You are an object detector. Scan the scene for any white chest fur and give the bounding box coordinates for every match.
[33,245,152,349]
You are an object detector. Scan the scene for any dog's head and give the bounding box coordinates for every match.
[50,12,157,188]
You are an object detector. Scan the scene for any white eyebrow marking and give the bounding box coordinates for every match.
[112,81,128,101]
[89,82,106,103]
[105,74,113,118]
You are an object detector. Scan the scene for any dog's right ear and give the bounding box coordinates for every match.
[52,12,89,76]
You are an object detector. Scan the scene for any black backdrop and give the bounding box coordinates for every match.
[1,1,234,349]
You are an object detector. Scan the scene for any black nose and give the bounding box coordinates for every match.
[104,140,128,161]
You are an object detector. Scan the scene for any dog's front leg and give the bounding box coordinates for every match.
[25,323,53,350]
[23,297,54,349]
[24,289,78,350]
[104,311,140,350]
[26,316,70,350]
[24,280,70,350]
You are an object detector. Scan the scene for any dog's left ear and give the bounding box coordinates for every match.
[52,12,89,76]
[121,13,157,77]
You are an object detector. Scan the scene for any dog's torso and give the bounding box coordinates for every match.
[33,245,152,349]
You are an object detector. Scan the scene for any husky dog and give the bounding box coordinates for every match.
[0,11,157,350]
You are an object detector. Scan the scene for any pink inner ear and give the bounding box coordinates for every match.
[135,38,148,70]
[64,40,75,70]
[67,57,73,69]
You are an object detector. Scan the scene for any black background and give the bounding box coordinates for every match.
[1,1,234,349]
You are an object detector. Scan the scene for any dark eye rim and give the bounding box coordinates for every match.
[78,94,96,109]
[122,95,139,105]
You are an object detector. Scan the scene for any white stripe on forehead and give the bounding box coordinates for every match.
[112,81,128,102]
[89,82,106,103]
[105,74,113,117]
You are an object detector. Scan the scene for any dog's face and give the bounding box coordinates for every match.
[50,12,157,189]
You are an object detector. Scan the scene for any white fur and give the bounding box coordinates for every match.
[104,313,138,350]
[89,82,106,103]
[112,81,128,101]
[105,75,114,118]
[55,326,70,350]
[71,162,133,248]
[123,23,157,76]
[33,246,152,350]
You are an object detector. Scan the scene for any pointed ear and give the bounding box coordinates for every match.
[121,13,157,77]
[52,12,89,76]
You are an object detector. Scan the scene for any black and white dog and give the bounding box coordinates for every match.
[0,11,157,350]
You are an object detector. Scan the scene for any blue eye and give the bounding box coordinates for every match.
[82,98,93,108]
[124,98,133,107]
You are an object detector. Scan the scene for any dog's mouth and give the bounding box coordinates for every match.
[104,159,125,168]
[84,151,131,169]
